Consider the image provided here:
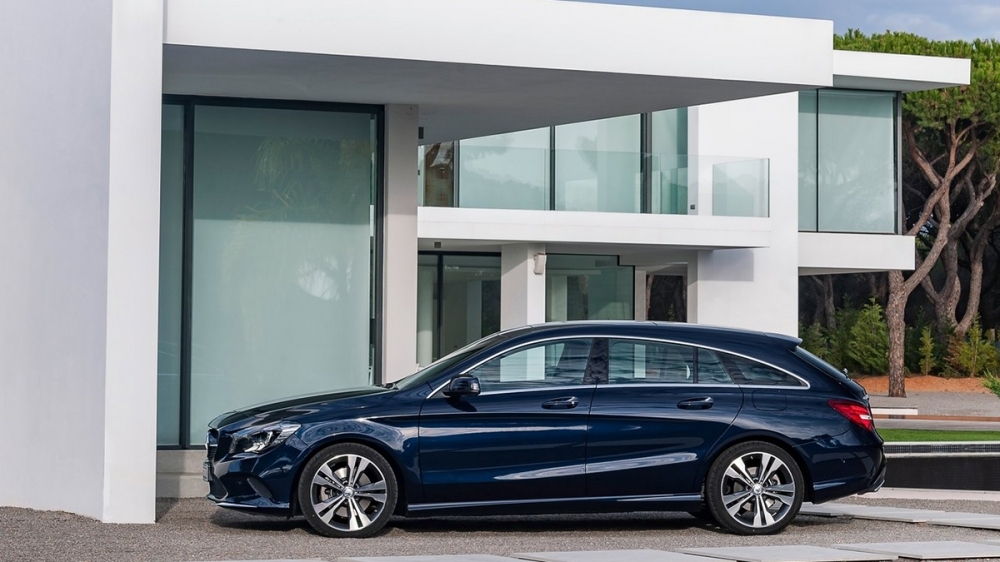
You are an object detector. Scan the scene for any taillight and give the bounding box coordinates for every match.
[829,399,875,432]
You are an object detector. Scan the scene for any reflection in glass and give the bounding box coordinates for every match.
[555,116,641,213]
[419,142,454,207]
[651,109,689,215]
[188,106,376,445]
[546,255,634,321]
[798,91,818,231]
[799,90,897,233]
[459,129,550,210]
[157,105,184,446]
[817,90,896,233]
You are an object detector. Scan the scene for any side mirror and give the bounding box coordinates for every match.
[444,375,481,398]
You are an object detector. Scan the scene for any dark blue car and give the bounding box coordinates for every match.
[204,321,884,537]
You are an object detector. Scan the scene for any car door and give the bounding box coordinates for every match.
[418,337,598,504]
[585,339,745,498]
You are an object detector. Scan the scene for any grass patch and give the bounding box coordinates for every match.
[878,428,1000,442]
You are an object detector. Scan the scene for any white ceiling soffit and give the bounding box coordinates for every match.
[833,50,971,93]
[163,0,834,143]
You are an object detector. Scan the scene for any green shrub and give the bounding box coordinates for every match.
[984,371,1000,399]
[828,304,860,372]
[945,319,1000,378]
[919,325,937,375]
[800,322,830,360]
[846,298,890,375]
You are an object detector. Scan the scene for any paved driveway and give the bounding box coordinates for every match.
[2,498,999,562]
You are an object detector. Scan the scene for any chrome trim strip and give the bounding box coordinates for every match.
[216,502,257,509]
[407,492,701,511]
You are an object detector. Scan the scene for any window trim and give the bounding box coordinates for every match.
[428,334,810,395]
[592,336,810,390]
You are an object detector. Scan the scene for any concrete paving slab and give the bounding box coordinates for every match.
[515,551,728,562]
[834,541,1000,560]
[927,517,1000,530]
[927,512,1000,521]
[339,556,522,562]
[679,546,894,562]
[845,509,949,523]
[798,503,874,517]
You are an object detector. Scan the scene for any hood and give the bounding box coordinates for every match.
[209,386,392,430]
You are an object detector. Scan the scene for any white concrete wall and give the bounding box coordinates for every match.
[501,244,547,329]
[687,94,800,336]
[0,0,163,523]
[382,105,420,382]
[799,232,916,275]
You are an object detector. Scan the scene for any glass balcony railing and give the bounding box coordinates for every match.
[418,147,769,218]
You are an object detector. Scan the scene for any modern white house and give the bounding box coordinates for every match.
[0,0,970,524]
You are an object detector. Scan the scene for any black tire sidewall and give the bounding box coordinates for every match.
[705,440,803,535]
[297,443,398,538]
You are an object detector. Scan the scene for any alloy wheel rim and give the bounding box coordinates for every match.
[310,454,387,532]
[720,452,795,528]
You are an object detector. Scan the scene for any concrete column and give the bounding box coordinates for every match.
[500,243,547,329]
[634,269,647,321]
[0,0,163,523]
[102,0,164,524]
[382,104,420,381]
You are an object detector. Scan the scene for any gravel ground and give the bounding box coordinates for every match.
[2,498,1000,562]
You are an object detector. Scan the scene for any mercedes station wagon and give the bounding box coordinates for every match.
[204,321,885,537]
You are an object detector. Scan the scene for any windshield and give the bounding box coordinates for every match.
[393,332,508,391]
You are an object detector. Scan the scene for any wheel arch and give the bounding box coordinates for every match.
[700,432,815,503]
[289,435,410,517]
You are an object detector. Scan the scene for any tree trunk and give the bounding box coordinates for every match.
[822,276,837,331]
[886,271,908,398]
[645,274,653,321]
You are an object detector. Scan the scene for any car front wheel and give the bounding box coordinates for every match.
[705,441,803,535]
[298,443,398,538]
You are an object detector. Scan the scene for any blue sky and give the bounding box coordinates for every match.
[568,0,1000,40]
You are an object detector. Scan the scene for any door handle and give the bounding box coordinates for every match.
[542,397,579,410]
[678,396,714,410]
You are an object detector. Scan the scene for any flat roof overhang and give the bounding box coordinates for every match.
[163,0,835,143]
[833,50,971,92]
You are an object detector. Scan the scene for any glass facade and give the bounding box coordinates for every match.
[555,115,641,213]
[459,128,551,210]
[158,101,380,447]
[799,90,898,233]
[157,105,184,446]
[545,255,634,321]
[418,108,769,218]
[416,253,502,366]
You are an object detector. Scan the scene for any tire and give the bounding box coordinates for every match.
[298,443,398,538]
[705,441,803,535]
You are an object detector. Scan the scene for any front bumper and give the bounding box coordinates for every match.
[203,430,303,514]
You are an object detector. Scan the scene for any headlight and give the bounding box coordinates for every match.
[230,422,300,455]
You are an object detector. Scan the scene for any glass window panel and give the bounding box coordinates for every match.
[721,353,804,387]
[440,255,501,358]
[458,128,550,210]
[157,104,184,446]
[555,115,641,213]
[416,254,439,367]
[608,340,695,384]
[697,349,734,384]
[189,105,376,445]
[712,159,770,217]
[546,254,633,322]
[469,339,592,392]
[651,109,689,215]
[419,142,455,207]
[798,91,818,231]
[817,90,897,233]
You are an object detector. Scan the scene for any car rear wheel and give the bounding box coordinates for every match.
[705,441,803,535]
[298,443,398,538]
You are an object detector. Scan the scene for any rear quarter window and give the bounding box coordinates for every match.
[720,353,806,387]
